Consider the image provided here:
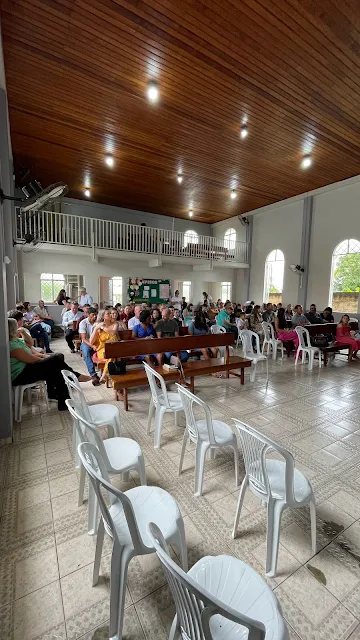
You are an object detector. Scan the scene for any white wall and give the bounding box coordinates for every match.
[61,198,212,237]
[21,248,239,308]
[249,200,304,305]
[211,216,247,245]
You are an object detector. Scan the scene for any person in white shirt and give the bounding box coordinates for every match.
[78,288,93,307]
[62,302,84,352]
[32,300,55,334]
[128,304,142,330]
[79,307,100,385]
[171,289,182,310]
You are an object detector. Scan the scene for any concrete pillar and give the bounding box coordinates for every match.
[243,216,253,301]
[297,196,313,309]
[0,90,16,309]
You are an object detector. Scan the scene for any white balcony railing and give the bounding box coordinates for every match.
[16,209,249,264]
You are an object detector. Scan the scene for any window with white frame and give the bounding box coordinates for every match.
[224,228,236,250]
[220,282,232,301]
[40,273,65,302]
[263,249,285,303]
[183,229,199,248]
[330,239,360,312]
[182,281,192,302]
[111,277,123,306]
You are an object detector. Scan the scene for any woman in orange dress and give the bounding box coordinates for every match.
[336,314,360,359]
[90,308,126,381]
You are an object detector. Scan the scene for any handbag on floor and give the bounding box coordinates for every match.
[108,360,127,375]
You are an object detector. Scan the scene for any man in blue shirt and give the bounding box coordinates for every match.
[216,302,238,339]
[62,302,84,352]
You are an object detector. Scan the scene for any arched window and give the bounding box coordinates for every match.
[224,228,236,250]
[263,250,285,304]
[330,239,360,312]
[184,229,199,248]
[40,273,65,302]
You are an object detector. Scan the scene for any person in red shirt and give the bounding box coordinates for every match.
[119,304,134,328]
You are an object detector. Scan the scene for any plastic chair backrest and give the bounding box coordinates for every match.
[176,384,216,445]
[261,321,275,341]
[233,419,296,506]
[66,399,110,465]
[62,370,92,422]
[240,329,261,356]
[78,442,145,553]
[148,522,266,640]
[295,326,311,348]
[210,324,226,334]
[143,362,171,409]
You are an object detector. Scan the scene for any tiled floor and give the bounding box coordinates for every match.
[1,340,360,639]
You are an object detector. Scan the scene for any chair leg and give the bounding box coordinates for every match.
[194,443,207,497]
[88,481,99,535]
[42,383,50,412]
[232,476,248,538]
[178,431,188,476]
[174,410,180,427]
[26,387,32,404]
[137,454,147,485]
[308,351,313,371]
[154,406,165,449]
[265,500,284,578]
[147,401,155,435]
[110,545,131,640]
[250,361,256,382]
[92,517,105,585]
[78,463,86,506]
[209,448,216,460]
[14,386,20,422]
[318,349,322,369]
[295,348,300,366]
[232,444,240,488]
[113,413,121,437]
[310,498,317,553]
[174,516,188,571]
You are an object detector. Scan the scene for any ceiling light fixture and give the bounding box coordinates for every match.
[230,189,237,199]
[105,154,114,167]
[177,172,183,184]
[189,209,193,217]
[240,124,248,139]
[147,80,159,102]
[301,154,312,169]
[84,189,91,197]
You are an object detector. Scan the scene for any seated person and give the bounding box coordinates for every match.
[305,304,324,324]
[23,301,52,335]
[79,307,100,385]
[78,287,93,307]
[285,304,293,321]
[61,299,71,317]
[32,300,55,334]
[275,307,299,352]
[216,301,238,339]
[132,309,162,366]
[128,304,141,330]
[11,307,52,353]
[188,311,217,361]
[336,314,360,359]
[248,305,263,337]
[62,302,84,352]
[8,318,90,411]
[55,289,67,305]
[292,304,310,326]
[262,303,274,323]
[151,307,161,325]
[172,308,183,328]
[90,308,124,381]
[182,303,194,323]
[120,304,134,326]
[155,307,189,364]
[8,310,41,350]
[321,306,334,323]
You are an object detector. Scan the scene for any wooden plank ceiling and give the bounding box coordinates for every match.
[2,0,360,223]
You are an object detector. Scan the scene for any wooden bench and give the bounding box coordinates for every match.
[104,333,251,410]
[283,322,358,363]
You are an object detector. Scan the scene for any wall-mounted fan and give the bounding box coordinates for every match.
[0,181,68,213]
[238,215,249,226]
[289,264,305,288]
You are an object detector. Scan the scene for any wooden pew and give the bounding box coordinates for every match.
[104,333,251,410]
[282,322,358,363]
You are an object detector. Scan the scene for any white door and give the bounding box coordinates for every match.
[99,276,113,308]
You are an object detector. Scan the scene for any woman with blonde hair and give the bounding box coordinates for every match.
[90,308,126,381]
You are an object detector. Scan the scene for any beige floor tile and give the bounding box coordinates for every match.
[15,546,59,599]
[343,432,360,446]
[294,433,334,453]
[305,549,359,601]
[56,531,96,577]
[61,563,110,640]
[20,443,45,461]
[311,449,341,468]
[51,489,86,527]
[13,581,65,640]
[329,490,360,519]
[49,472,79,498]
[316,500,355,533]
[17,501,53,535]
[20,426,43,440]
[211,493,239,527]
[252,541,301,585]
[280,523,317,564]
[322,442,356,461]
[44,437,69,453]
[135,584,176,640]
[19,455,47,475]
[46,447,72,467]
[42,421,64,434]
[17,481,50,510]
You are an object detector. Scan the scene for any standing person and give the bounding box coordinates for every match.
[216,301,238,339]
[55,289,67,305]
[171,289,182,310]
[275,307,299,352]
[321,307,335,323]
[32,300,55,334]
[155,307,189,363]
[8,318,91,411]
[78,287,93,307]
[262,303,274,323]
[90,309,122,381]
[305,304,324,324]
[132,309,162,366]
[62,302,83,352]
[292,305,310,327]
[202,291,212,307]
[336,314,360,359]
[79,307,100,385]
[128,304,142,330]
[181,296,187,311]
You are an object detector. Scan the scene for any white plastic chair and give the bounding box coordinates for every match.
[78,442,187,640]
[235,317,246,347]
[240,330,268,382]
[148,522,289,640]
[13,381,49,422]
[177,384,239,496]
[62,370,121,465]
[232,420,316,578]
[143,363,183,449]
[294,326,322,370]
[210,324,226,334]
[210,323,235,356]
[262,321,284,360]
[66,400,146,534]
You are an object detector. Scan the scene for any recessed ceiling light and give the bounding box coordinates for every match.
[105,154,114,167]
[230,189,237,199]
[189,209,193,217]
[84,189,91,197]
[240,124,248,139]
[147,80,159,102]
[301,154,312,169]
[177,172,183,184]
